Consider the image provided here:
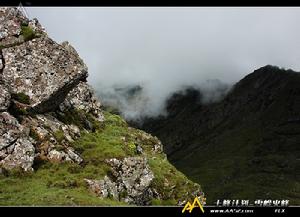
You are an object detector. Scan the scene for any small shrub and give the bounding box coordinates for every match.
[11,92,30,104]
[8,101,28,122]
[127,142,137,155]
[21,25,36,41]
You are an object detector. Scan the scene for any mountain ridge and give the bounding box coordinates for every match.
[137,65,300,204]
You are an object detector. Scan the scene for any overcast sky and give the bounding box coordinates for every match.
[25,7,300,118]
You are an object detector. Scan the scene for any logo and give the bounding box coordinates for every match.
[182,197,206,214]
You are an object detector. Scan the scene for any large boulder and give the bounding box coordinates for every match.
[60,81,104,122]
[0,112,35,171]
[2,36,88,113]
[85,157,158,205]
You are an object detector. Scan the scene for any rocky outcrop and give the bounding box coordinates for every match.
[2,36,88,113]
[0,7,99,171]
[0,7,45,48]
[60,81,104,122]
[0,112,35,171]
[85,157,158,205]
[22,114,83,164]
[0,7,26,46]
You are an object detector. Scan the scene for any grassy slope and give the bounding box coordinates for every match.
[0,111,200,206]
[172,121,300,205]
[141,68,300,205]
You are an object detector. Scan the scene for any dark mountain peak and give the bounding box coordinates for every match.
[234,65,300,92]
[165,87,202,115]
[137,65,300,204]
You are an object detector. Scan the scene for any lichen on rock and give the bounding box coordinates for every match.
[0,112,35,171]
[85,156,158,205]
[22,114,83,164]
[0,84,10,111]
[60,81,104,122]
[2,36,88,113]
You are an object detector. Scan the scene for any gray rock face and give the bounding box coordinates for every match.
[85,157,158,205]
[0,7,106,173]
[0,8,46,48]
[60,81,104,122]
[2,36,88,113]
[47,148,82,164]
[0,7,104,172]
[0,7,27,42]
[0,112,24,150]
[23,114,83,164]
[0,112,35,171]
[0,137,35,172]
[0,85,10,111]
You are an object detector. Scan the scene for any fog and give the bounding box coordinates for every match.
[26,7,300,120]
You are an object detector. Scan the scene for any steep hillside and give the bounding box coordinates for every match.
[0,7,204,206]
[139,65,300,204]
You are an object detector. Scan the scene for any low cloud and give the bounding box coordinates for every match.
[26,7,300,120]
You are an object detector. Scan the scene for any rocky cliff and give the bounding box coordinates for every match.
[0,7,204,206]
[138,65,300,204]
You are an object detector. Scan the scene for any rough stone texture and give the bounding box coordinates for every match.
[129,127,164,154]
[61,41,85,66]
[0,8,46,47]
[0,7,27,40]
[0,112,23,150]
[2,36,88,113]
[60,81,104,122]
[28,18,46,35]
[0,112,35,171]
[0,85,10,111]
[23,114,83,164]
[85,157,158,205]
[0,137,35,171]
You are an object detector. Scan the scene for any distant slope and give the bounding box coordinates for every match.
[138,65,300,204]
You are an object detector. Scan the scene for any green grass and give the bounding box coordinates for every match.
[148,155,201,204]
[55,109,104,132]
[0,163,125,206]
[0,111,201,205]
[53,130,65,144]
[171,121,300,205]
[21,25,36,42]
